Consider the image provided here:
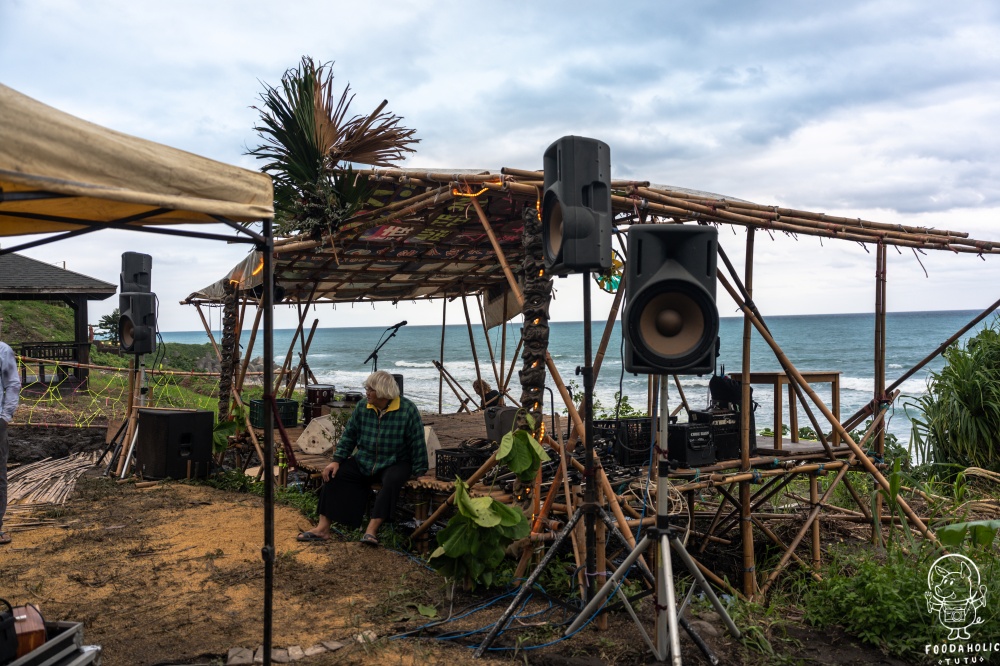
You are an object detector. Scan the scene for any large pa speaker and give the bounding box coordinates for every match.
[484,406,518,444]
[541,136,613,275]
[622,225,719,375]
[136,409,213,480]
[119,292,157,355]
[392,373,404,397]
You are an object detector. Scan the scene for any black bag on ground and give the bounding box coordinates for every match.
[0,598,15,666]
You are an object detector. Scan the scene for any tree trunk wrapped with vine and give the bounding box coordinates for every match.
[517,206,552,431]
[217,280,237,421]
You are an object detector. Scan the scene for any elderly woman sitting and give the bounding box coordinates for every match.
[297,370,427,546]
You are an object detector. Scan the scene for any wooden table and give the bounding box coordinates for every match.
[730,371,841,450]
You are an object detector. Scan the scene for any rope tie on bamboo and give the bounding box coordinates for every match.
[817,464,825,473]
[745,565,755,573]
[771,458,780,468]
[693,469,700,481]
[654,444,668,457]
[751,469,762,483]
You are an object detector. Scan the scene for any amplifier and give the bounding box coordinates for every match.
[668,421,715,468]
[691,409,739,461]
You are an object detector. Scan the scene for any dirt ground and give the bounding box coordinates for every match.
[0,471,916,666]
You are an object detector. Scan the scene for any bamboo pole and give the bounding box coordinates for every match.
[500,293,508,398]
[439,299,447,414]
[740,228,757,598]
[476,295,504,397]
[810,473,821,571]
[461,296,485,405]
[873,244,887,545]
[284,319,319,399]
[236,304,264,393]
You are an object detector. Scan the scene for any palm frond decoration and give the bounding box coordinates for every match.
[248,56,418,237]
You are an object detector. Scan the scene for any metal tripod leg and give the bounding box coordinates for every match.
[472,506,585,658]
[670,537,741,639]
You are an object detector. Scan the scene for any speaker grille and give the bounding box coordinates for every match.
[627,280,718,370]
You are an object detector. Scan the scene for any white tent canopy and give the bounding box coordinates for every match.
[0,83,272,237]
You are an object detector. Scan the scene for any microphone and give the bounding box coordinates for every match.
[389,320,407,330]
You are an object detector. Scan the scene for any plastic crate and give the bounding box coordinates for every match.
[593,417,654,466]
[435,447,491,481]
[249,398,299,428]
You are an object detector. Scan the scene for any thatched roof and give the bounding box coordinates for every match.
[188,165,999,307]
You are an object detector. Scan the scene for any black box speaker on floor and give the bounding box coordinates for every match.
[484,406,518,444]
[136,409,214,480]
[668,421,715,468]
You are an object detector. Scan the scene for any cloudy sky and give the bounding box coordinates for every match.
[2,1,1000,332]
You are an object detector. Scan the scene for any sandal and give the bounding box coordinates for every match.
[0,532,10,545]
[360,533,379,547]
[296,531,328,543]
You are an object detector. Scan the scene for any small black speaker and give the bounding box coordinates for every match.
[668,421,715,468]
[485,406,518,444]
[392,373,404,397]
[623,225,719,375]
[136,409,213,480]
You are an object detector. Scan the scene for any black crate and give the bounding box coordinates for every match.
[249,398,299,428]
[435,447,491,481]
[593,417,655,467]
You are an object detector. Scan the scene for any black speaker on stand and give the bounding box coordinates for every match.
[623,225,720,376]
[136,409,214,480]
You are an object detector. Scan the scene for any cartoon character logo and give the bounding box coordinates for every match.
[925,554,988,640]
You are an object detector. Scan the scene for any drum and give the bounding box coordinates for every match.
[303,384,335,426]
[307,384,335,406]
[344,392,364,404]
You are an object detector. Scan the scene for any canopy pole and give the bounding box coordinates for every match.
[461,295,484,407]
[740,228,757,599]
[261,218,275,666]
[476,294,504,398]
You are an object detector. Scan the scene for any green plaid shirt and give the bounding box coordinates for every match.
[334,396,427,476]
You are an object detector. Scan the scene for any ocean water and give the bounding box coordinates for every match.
[160,309,996,445]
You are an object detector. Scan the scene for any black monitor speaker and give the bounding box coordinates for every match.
[136,409,213,480]
[484,406,518,444]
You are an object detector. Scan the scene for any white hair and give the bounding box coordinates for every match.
[365,371,399,400]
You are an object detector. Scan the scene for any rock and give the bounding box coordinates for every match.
[699,610,721,623]
[688,619,720,638]
[227,647,253,666]
[355,630,377,644]
[287,645,304,661]
[321,640,345,651]
[303,645,327,657]
[272,648,290,663]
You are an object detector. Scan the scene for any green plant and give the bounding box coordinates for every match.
[427,479,529,589]
[249,56,416,238]
[496,411,550,482]
[908,319,1000,472]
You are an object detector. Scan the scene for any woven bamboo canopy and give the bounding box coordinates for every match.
[188,165,999,307]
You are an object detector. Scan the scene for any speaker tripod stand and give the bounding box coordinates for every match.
[565,377,741,665]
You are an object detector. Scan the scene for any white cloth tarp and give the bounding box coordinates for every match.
[0,84,273,237]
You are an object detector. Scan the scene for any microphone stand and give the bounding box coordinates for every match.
[363,325,402,372]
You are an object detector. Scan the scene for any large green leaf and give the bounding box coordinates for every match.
[492,501,526,527]
[937,520,1000,548]
[497,431,515,460]
[454,480,501,527]
[436,515,476,557]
